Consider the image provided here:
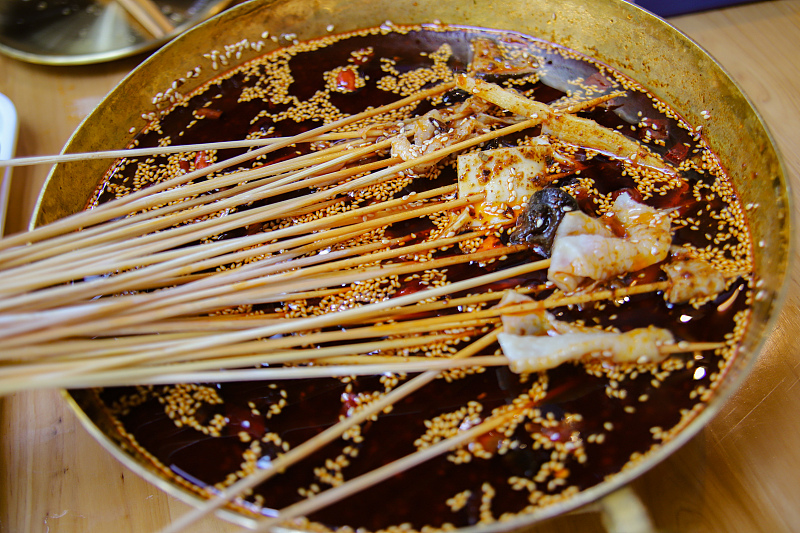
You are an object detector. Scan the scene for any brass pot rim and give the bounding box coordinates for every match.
[36,0,792,528]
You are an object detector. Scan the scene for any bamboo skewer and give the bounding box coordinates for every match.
[0,131,379,169]
[78,313,287,335]
[357,285,543,324]
[558,90,628,114]
[0,186,462,308]
[0,86,614,171]
[0,139,394,270]
[0,117,547,327]
[0,334,462,394]
[118,357,499,386]
[1,313,492,366]
[156,329,502,533]
[115,0,174,38]
[0,238,521,347]
[254,405,521,533]
[6,109,530,277]
[0,81,456,254]
[55,283,530,338]
[0,253,541,351]
[0,160,412,295]
[14,341,728,391]
[0,106,531,274]
[0,278,689,392]
[0,293,491,366]
[153,332,723,533]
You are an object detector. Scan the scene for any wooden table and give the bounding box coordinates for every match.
[1,1,799,531]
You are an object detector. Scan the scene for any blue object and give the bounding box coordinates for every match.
[631,0,755,17]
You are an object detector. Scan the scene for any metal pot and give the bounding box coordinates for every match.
[33,0,791,529]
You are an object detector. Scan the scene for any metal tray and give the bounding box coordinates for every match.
[0,0,234,65]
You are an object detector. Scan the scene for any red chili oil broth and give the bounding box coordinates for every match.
[92,25,751,532]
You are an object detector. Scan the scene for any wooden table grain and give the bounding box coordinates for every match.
[1,1,799,531]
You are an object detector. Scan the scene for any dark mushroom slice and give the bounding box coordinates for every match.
[510,187,579,257]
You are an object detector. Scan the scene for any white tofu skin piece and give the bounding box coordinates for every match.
[457,142,552,227]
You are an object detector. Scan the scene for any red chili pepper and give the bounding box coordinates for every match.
[336,69,357,91]
[195,151,210,169]
[196,108,223,119]
[476,234,502,253]
[664,142,690,165]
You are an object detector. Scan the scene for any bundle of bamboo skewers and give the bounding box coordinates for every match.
[1,84,511,390]
[0,79,710,393]
[0,76,733,532]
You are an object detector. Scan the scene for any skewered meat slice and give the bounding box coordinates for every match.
[498,326,675,373]
[663,253,727,303]
[548,192,672,291]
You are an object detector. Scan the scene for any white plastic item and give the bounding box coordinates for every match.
[0,92,18,236]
